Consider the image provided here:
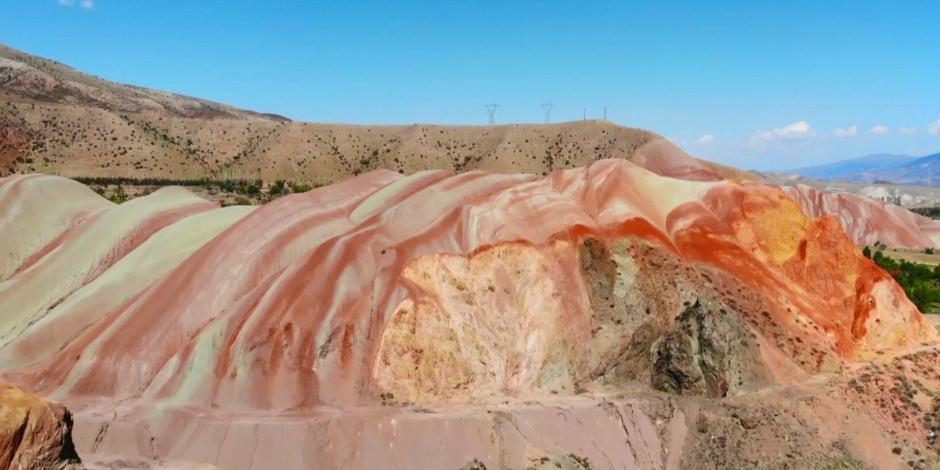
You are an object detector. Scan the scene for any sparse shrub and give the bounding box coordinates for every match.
[269,180,287,196]
[824,454,865,469]
[109,185,127,204]
[290,182,313,193]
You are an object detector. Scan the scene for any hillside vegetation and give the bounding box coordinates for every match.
[866,245,940,312]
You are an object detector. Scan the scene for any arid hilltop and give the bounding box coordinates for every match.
[1,44,754,185]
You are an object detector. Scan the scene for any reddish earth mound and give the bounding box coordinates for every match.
[1,160,938,468]
[784,183,940,248]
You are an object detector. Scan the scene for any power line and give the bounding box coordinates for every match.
[542,103,553,124]
[485,104,498,125]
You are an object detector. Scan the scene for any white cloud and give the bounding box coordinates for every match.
[929,118,940,136]
[833,125,858,138]
[870,125,890,135]
[59,0,92,8]
[697,133,714,144]
[898,127,918,135]
[752,121,813,141]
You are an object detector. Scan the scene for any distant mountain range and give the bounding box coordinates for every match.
[787,152,940,186]
[787,154,916,179]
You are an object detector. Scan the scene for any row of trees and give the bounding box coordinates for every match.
[864,247,940,311]
[76,176,317,200]
[73,175,261,188]
[268,180,314,195]
[912,206,940,219]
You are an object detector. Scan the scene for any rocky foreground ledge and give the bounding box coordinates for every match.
[0,381,80,469]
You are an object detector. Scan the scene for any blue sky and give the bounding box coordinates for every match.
[3,0,939,170]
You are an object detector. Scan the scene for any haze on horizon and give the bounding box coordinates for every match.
[3,0,939,170]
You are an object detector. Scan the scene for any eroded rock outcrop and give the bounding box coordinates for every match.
[652,299,765,397]
[0,381,80,469]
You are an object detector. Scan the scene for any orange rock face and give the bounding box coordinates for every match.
[0,381,80,469]
[699,185,934,358]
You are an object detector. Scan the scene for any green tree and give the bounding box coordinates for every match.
[109,185,127,204]
[269,180,287,196]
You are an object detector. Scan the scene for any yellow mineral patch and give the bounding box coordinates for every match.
[734,192,811,266]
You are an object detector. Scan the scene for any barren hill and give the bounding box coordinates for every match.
[0,43,287,121]
[1,44,744,184]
